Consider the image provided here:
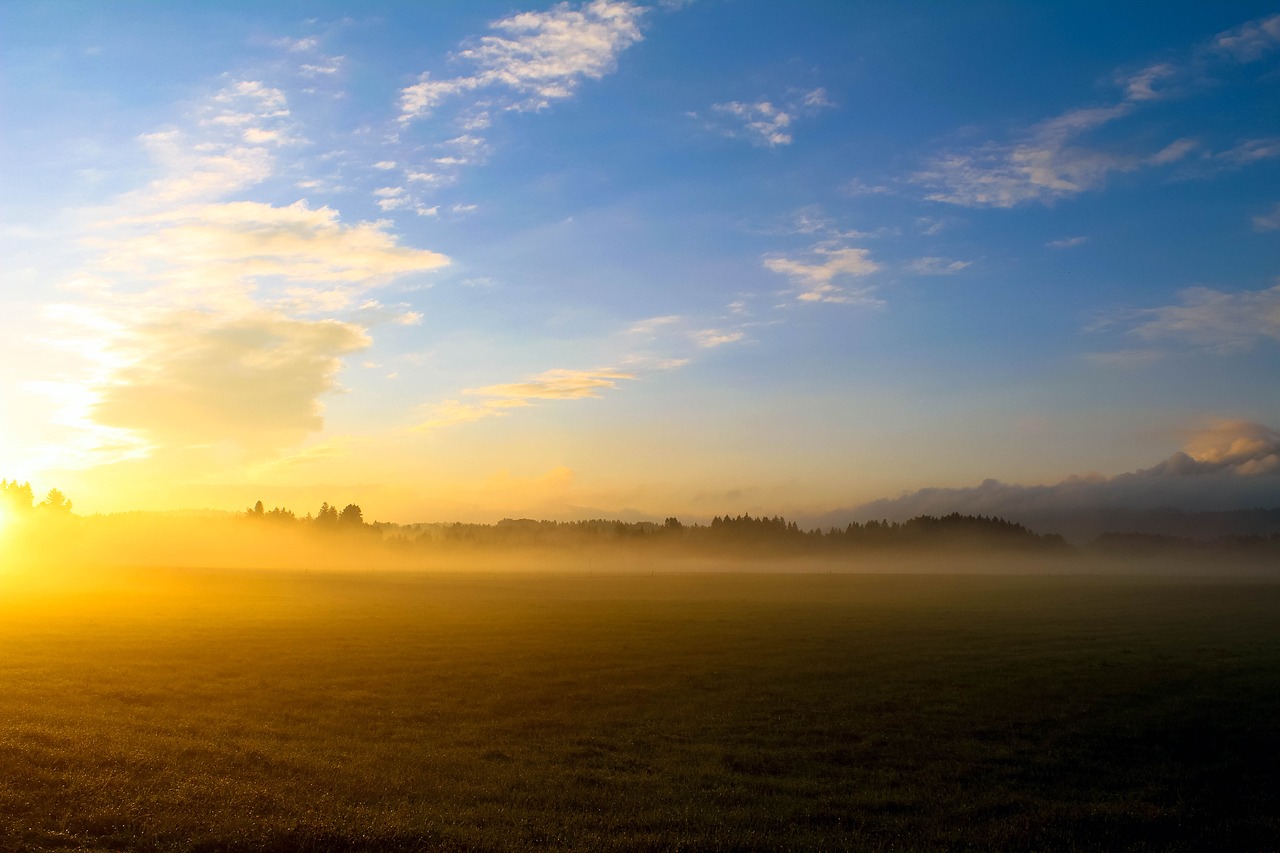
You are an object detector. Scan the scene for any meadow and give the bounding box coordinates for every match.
[1,564,1278,851]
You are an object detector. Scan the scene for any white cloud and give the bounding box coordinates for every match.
[1122,284,1280,352]
[691,329,745,348]
[95,200,449,311]
[628,315,682,336]
[914,104,1139,208]
[1212,137,1280,166]
[374,186,410,211]
[1210,13,1280,62]
[1121,62,1177,101]
[414,367,636,431]
[765,246,882,304]
[468,367,635,401]
[914,13,1280,208]
[711,100,793,147]
[398,0,646,123]
[1047,235,1088,249]
[705,86,835,147]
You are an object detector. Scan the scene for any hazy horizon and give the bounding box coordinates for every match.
[3,2,1278,525]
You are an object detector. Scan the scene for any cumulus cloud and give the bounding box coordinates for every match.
[93,311,370,448]
[47,76,451,469]
[398,0,646,123]
[764,246,882,304]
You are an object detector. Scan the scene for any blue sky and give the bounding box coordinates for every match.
[2,1,1278,521]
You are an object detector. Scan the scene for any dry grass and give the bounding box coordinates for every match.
[0,567,1277,850]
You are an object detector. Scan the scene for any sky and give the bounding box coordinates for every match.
[2,1,1279,524]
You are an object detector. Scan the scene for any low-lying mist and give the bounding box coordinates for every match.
[3,507,1277,587]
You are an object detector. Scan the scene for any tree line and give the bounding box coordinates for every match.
[1,479,73,515]
[6,478,1279,558]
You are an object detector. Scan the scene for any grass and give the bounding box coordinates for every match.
[0,567,1278,850]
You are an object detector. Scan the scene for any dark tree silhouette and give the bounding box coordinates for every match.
[339,504,364,526]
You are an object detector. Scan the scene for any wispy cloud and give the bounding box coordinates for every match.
[1094,284,1280,355]
[907,257,970,275]
[1208,13,1280,62]
[1254,203,1280,232]
[1047,235,1088,249]
[914,12,1280,208]
[414,367,636,430]
[398,0,646,124]
[691,329,745,348]
[468,367,635,401]
[764,246,882,304]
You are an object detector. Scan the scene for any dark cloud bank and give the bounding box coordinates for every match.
[804,422,1280,543]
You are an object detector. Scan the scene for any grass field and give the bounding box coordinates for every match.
[1,565,1278,851]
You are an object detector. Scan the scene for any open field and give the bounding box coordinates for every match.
[1,566,1278,851]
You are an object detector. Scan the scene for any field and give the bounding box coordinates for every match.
[1,565,1278,851]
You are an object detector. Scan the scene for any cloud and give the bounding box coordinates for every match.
[907,257,970,275]
[1121,62,1177,101]
[837,421,1280,528]
[710,100,793,147]
[1080,348,1166,369]
[95,200,449,312]
[414,367,636,431]
[764,246,882,304]
[1255,204,1280,232]
[126,80,300,208]
[1212,137,1280,166]
[914,104,1140,208]
[691,329,745,348]
[1209,13,1280,62]
[414,398,530,430]
[374,186,410,211]
[398,0,646,123]
[1047,236,1088,249]
[914,13,1280,208]
[704,87,834,147]
[1120,284,1280,352]
[628,315,682,336]
[467,367,635,401]
[92,310,370,449]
